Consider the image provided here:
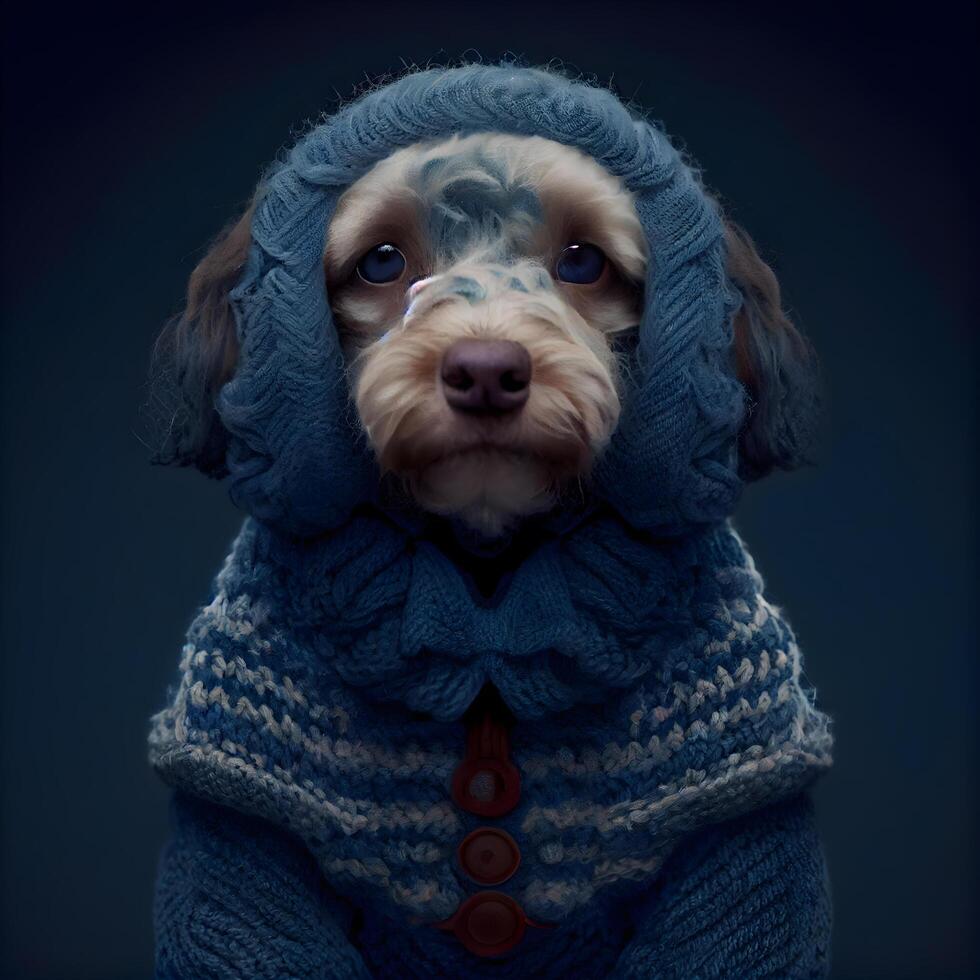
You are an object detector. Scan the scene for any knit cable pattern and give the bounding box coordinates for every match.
[154,792,372,979]
[215,64,743,536]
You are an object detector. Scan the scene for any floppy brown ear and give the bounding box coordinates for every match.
[149,202,255,476]
[724,219,820,481]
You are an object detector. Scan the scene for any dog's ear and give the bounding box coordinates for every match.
[149,202,255,477]
[723,219,820,481]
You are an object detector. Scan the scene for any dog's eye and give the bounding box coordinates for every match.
[356,244,406,284]
[556,243,606,284]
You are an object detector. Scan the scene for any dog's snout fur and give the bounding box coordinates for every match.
[441,339,531,415]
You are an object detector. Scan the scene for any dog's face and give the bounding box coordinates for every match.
[155,117,816,534]
[323,133,647,535]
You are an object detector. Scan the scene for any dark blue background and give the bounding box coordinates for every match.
[1,2,975,977]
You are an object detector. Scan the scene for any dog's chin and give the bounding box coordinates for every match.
[406,447,569,539]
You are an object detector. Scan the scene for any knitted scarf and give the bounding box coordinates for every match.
[149,63,832,932]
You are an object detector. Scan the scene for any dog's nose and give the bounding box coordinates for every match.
[441,340,531,415]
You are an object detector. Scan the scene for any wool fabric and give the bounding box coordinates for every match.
[213,62,743,535]
[150,62,833,978]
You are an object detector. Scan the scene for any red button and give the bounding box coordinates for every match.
[451,690,521,817]
[451,758,521,817]
[458,828,521,885]
[467,769,499,803]
[453,695,521,817]
[437,891,527,957]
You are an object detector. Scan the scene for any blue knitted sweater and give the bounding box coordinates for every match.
[150,64,833,978]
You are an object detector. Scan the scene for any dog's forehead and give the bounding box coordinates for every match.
[325,132,647,281]
[372,132,563,193]
[410,140,543,258]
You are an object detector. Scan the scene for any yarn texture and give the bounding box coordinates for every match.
[149,63,833,978]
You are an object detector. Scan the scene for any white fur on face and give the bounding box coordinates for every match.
[323,132,647,536]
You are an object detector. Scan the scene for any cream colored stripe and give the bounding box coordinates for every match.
[321,855,454,909]
[519,674,795,780]
[151,741,459,915]
[191,591,359,732]
[155,739,462,837]
[521,743,831,836]
[521,877,595,912]
[184,680,457,779]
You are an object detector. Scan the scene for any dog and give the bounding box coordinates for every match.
[149,64,831,980]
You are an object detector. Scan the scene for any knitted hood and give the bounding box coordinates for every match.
[210,63,753,537]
